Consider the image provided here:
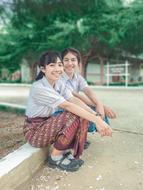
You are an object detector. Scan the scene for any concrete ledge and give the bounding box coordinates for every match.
[0,83,31,87]
[0,143,49,190]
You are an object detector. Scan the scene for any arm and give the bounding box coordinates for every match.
[69,96,98,114]
[73,90,117,119]
[72,91,94,106]
[59,100,112,137]
[83,87,105,118]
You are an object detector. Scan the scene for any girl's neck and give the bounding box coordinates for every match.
[49,81,55,87]
[66,72,74,79]
[45,77,55,87]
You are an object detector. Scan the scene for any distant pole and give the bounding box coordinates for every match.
[100,57,104,85]
[106,62,110,86]
[125,60,128,87]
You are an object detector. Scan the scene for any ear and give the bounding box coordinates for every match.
[40,66,45,73]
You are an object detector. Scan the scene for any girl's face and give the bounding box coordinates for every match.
[63,52,79,75]
[42,57,63,85]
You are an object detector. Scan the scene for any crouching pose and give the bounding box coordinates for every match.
[23,51,112,172]
[56,48,116,148]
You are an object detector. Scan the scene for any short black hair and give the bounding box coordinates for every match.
[61,48,81,65]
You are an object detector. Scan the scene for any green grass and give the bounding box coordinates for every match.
[0,105,25,115]
[87,80,143,86]
[106,82,143,86]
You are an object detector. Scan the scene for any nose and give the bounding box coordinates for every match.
[67,60,73,65]
[55,65,63,72]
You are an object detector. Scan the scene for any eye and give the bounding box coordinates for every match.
[63,59,69,62]
[71,59,77,62]
[58,63,63,67]
[49,63,55,67]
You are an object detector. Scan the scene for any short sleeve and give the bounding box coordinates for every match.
[63,87,73,100]
[55,80,73,100]
[78,75,88,92]
[32,85,65,108]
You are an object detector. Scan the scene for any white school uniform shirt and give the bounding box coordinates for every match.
[25,76,73,118]
[56,72,88,96]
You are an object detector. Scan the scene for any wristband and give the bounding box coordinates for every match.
[95,112,102,117]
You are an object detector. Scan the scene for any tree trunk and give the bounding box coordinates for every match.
[81,49,94,78]
[81,57,88,78]
[99,57,105,85]
[25,51,39,82]
[30,61,38,81]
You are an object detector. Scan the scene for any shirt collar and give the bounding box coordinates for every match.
[41,76,53,89]
[62,72,78,81]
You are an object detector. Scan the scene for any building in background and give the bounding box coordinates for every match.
[86,55,143,86]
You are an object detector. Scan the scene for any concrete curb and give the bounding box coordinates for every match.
[0,83,143,90]
[0,103,48,190]
[0,144,49,190]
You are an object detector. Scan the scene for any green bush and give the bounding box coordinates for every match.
[0,105,25,115]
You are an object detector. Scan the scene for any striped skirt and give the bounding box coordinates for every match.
[23,111,88,158]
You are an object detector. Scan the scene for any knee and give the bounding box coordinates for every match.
[54,135,69,150]
[66,111,80,123]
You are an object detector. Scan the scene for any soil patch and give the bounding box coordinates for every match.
[0,111,26,159]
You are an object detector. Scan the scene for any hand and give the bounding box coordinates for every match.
[95,117,112,137]
[104,106,117,119]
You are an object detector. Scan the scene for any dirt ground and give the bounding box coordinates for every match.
[0,111,26,159]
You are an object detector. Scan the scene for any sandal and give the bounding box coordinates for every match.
[47,155,80,172]
[64,151,84,167]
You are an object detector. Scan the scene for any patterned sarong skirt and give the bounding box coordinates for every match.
[23,111,88,158]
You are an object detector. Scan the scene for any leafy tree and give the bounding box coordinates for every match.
[78,0,143,76]
[0,0,143,80]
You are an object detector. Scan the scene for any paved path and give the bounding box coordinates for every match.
[1,84,143,190]
[0,84,29,106]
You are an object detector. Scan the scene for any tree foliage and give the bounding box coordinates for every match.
[0,0,143,78]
